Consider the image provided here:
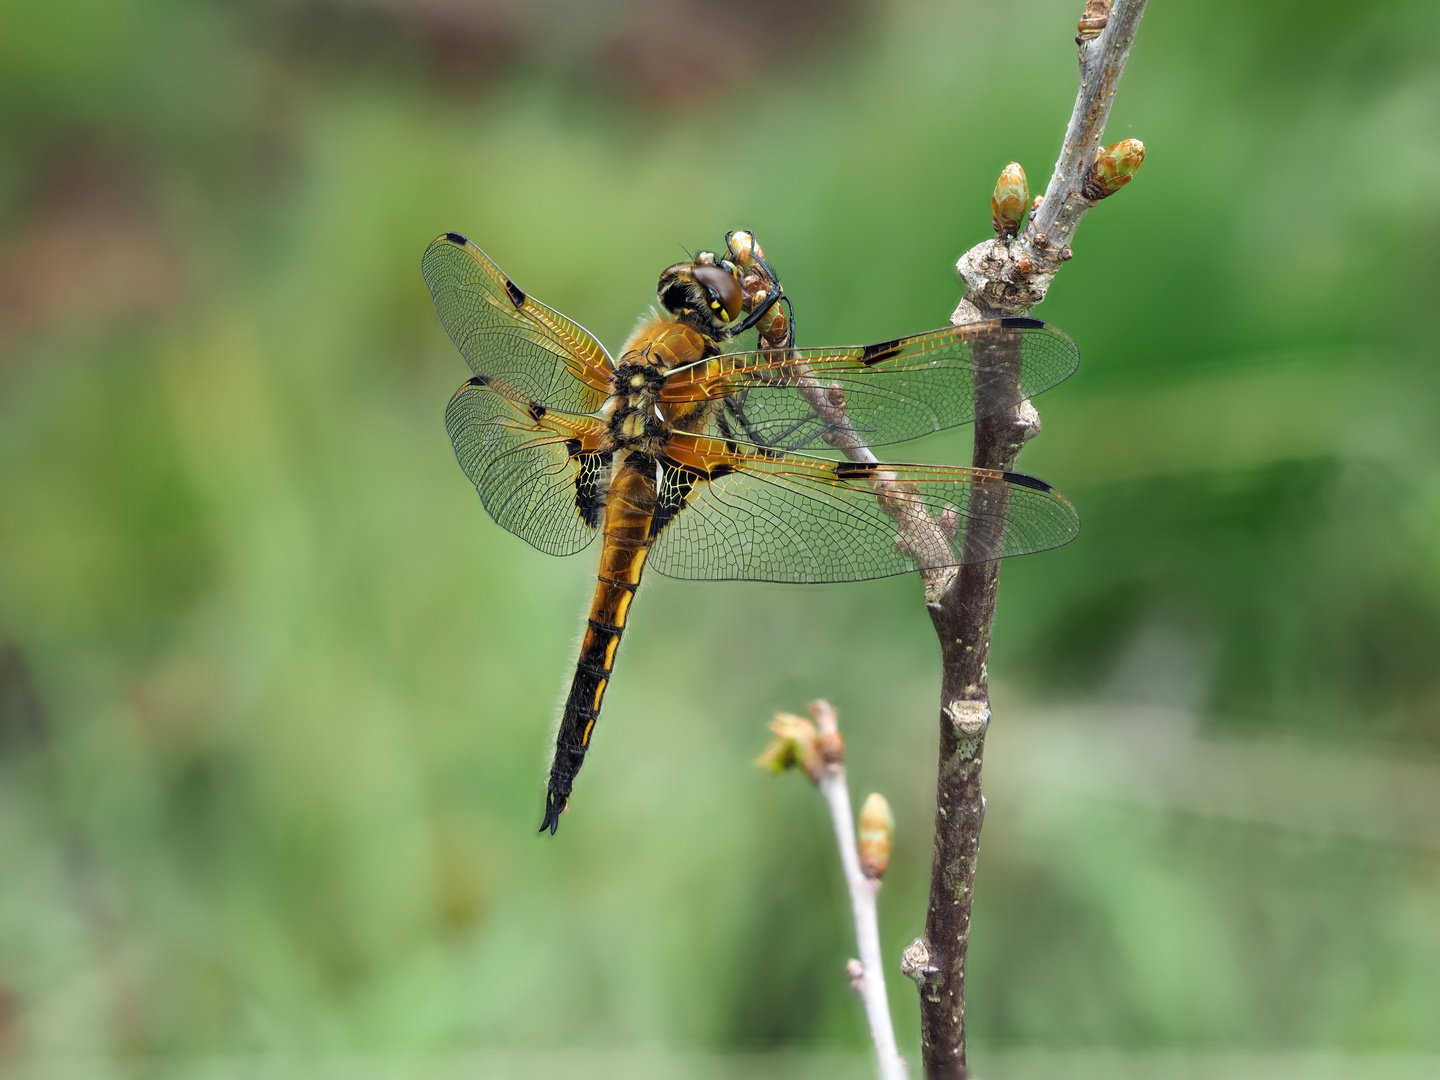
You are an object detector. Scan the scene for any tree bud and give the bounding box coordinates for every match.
[857,793,895,879]
[991,162,1029,239]
[756,713,823,782]
[727,229,761,266]
[1084,138,1145,200]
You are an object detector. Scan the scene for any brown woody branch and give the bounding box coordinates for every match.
[905,2,1148,1077]
[736,5,1145,1069]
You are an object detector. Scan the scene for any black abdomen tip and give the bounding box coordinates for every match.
[539,791,566,835]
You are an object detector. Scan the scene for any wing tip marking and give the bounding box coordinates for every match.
[504,278,526,308]
[444,231,469,246]
[1000,316,1045,330]
[1002,471,1053,492]
[454,375,488,395]
[859,338,904,366]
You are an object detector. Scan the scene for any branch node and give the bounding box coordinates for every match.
[847,958,866,991]
[943,700,990,738]
[901,938,940,993]
[956,239,1051,313]
[1018,399,1043,441]
[922,564,959,607]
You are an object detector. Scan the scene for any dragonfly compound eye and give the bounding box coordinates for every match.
[692,263,743,323]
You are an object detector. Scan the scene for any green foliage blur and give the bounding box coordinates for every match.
[2,0,1439,1074]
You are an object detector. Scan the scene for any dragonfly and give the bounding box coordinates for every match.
[422,229,1081,834]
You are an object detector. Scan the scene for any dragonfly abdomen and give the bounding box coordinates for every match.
[540,456,658,835]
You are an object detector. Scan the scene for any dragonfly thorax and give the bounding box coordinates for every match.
[607,317,717,450]
[605,361,668,449]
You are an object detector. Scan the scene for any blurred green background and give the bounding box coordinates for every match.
[2,0,1439,1076]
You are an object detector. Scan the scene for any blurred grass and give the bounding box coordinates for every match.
[1,0,1439,1069]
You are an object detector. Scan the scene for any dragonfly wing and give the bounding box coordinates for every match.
[423,233,613,413]
[665,318,1077,451]
[647,434,1079,583]
[446,377,614,557]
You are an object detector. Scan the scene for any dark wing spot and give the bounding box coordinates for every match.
[444,232,469,246]
[564,438,583,457]
[464,375,488,388]
[859,339,904,366]
[574,451,613,529]
[528,401,547,421]
[834,461,880,479]
[1000,316,1044,330]
[649,460,704,540]
[504,278,526,308]
[1002,471,1052,492]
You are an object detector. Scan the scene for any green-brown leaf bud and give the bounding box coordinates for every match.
[1084,138,1145,200]
[991,162,1029,239]
[857,793,895,879]
[756,712,823,782]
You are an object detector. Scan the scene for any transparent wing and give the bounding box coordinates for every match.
[661,318,1077,451]
[446,377,614,557]
[648,433,1079,583]
[423,233,612,413]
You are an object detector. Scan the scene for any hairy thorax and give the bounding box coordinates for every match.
[605,315,717,452]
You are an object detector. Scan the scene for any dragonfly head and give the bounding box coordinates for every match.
[658,256,745,339]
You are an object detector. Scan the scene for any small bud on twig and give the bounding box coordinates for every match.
[858,793,895,880]
[1082,138,1145,200]
[808,699,845,766]
[756,712,823,782]
[1077,0,1111,42]
[991,162,1029,240]
[727,229,758,264]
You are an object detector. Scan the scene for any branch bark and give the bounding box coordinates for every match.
[743,6,1145,1070]
[905,3,1148,1077]
[757,703,907,1080]
[810,702,909,1080]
